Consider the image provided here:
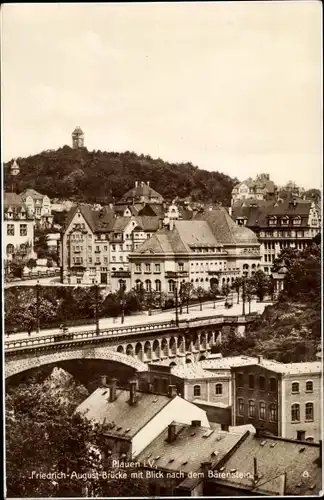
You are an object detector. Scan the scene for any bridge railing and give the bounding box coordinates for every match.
[5,313,259,352]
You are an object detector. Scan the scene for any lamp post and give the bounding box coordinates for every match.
[120,281,125,324]
[36,280,41,333]
[174,281,179,327]
[179,282,183,315]
[95,281,100,335]
[242,276,246,316]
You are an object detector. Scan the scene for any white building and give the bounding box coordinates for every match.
[21,189,53,228]
[3,192,35,262]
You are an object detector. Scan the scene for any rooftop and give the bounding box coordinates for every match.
[231,359,322,376]
[171,363,229,380]
[76,387,172,438]
[200,356,261,371]
[212,433,322,496]
[118,181,164,205]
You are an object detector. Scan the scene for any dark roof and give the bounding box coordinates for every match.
[72,126,84,135]
[138,204,165,217]
[194,207,259,245]
[135,216,161,232]
[76,388,172,438]
[21,188,45,200]
[136,423,247,477]
[213,433,322,496]
[4,192,24,207]
[64,204,115,233]
[118,182,164,204]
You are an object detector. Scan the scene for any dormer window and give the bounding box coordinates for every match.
[269,217,277,226]
[293,216,301,226]
[281,216,289,226]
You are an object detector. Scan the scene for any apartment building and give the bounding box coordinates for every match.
[231,174,276,206]
[3,192,35,262]
[21,188,53,228]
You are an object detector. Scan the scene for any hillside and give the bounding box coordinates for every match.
[4,146,237,205]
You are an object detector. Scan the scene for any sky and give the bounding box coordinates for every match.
[1,2,322,189]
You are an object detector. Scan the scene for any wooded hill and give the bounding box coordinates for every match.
[4,146,237,205]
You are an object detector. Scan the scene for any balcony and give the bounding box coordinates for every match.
[111,270,131,278]
[165,270,189,279]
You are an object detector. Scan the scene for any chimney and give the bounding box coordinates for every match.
[169,219,174,231]
[258,355,263,365]
[100,375,107,387]
[109,378,118,402]
[168,385,178,398]
[253,457,258,482]
[167,423,177,443]
[135,181,138,188]
[140,181,144,188]
[201,461,212,478]
[147,181,150,187]
[255,427,263,438]
[221,423,229,431]
[191,420,201,427]
[129,380,137,405]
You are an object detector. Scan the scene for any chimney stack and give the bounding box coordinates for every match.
[100,375,107,387]
[167,423,177,443]
[141,181,144,188]
[109,378,118,402]
[147,181,150,187]
[201,461,212,478]
[258,355,263,365]
[129,380,137,405]
[168,385,178,398]
[191,420,201,428]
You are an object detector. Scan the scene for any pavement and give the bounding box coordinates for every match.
[5,276,61,288]
[4,299,269,341]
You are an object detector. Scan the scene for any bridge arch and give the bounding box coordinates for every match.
[5,346,147,380]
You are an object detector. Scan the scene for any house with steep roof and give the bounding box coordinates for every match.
[231,174,277,206]
[231,196,320,274]
[116,180,165,207]
[20,188,53,228]
[128,207,261,295]
[231,356,322,442]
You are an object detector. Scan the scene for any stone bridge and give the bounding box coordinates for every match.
[5,314,258,380]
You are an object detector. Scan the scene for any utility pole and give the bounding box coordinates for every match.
[179,282,183,315]
[242,277,246,316]
[36,280,41,333]
[95,281,100,335]
[120,282,125,324]
[174,282,179,327]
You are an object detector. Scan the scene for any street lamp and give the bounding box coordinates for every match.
[36,280,41,333]
[174,281,179,327]
[242,276,246,316]
[120,281,126,324]
[95,281,100,335]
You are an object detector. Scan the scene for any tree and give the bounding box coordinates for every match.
[180,282,194,313]
[101,293,120,318]
[195,286,206,311]
[250,270,269,302]
[232,277,243,304]
[209,286,219,309]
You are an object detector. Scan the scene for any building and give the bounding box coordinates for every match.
[207,432,322,496]
[135,422,249,496]
[72,126,84,149]
[3,192,35,263]
[231,197,321,274]
[116,181,165,209]
[231,174,276,206]
[61,204,161,287]
[76,378,209,460]
[20,189,53,228]
[129,207,261,295]
[231,357,322,442]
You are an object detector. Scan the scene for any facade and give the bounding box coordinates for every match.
[72,126,84,148]
[231,197,321,274]
[61,204,160,287]
[231,357,322,442]
[129,208,261,295]
[231,174,276,206]
[21,189,53,228]
[3,192,35,263]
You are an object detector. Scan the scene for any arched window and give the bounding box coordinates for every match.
[135,279,142,291]
[281,216,289,226]
[248,400,256,418]
[248,374,255,389]
[269,403,277,422]
[305,403,314,421]
[215,383,222,395]
[259,402,266,420]
[145,279,151,292]
[237,398,244,415]
[168,280,175,293]
[293,216,301,226]
[243,264,249,270]
[155,280,161,292]
[193,385,201,397]
[306,381,313,392]
[292,382,299,394]
[291,403,300,422]
[6,244,14,255]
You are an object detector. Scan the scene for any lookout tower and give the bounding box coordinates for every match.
[72,126,84,149]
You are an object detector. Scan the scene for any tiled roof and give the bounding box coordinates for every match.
[64,205,115,233]
[4,192,24,207]
[174,220,218,247]
[200,356,260,371]
[138,204,165,217]
[135,422,247,477]
[76,388,172,438]
[132,227,189,255]
[213,433,322,496]
[194,207,259,245]
[119,183,164,204]
[135,216,161,231]
[21,188,44,200]
[246,360,322,376]
[171,363,226,380]
[72,126,84,134]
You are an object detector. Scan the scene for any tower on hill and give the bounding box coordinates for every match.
[72,126,84,149]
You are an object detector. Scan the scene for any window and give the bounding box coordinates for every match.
[112,256,116,262]
[269,377,277,392]
[20,224,27,236]
[169,280,175,293]
[88,257,92,264]
[155,280,161,292]
[95,257,100,264]
[145,280,151,292]
[305,403,314,421]
[281,217,289,226]
[6,244,14,255]
[119,245,123,251]
[238,398,244,415]
[237,373,244,387]
[155,263,160,272]
[119,256,123,262]
[215,383,222,395]
[88,246,92,252]
[96,245,100,252]
[269,217,277,226]
[248,400,256,418]
[269,403,277,422]
[145,263,151,273]
[259,402,266,420]
[135,280,142,291]
[297,430,306,441]
[135,264,141,273]
[104,245,108,251]
[259,376,265,391]
[306,437,314,443]
[193,385,201,397]
[291,403,300,422]
[293,216,301,226]
[178,263,184,272]
[112,245,116,251]
[248,374,255,389]
[104,257,108,264]
[292,382,299,394]
[306,381,313,393]
[7,224,14,236]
